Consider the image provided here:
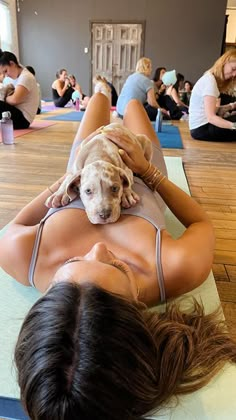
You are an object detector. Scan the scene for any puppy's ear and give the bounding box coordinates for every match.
[65,173,81,201]
[118,168,132,189]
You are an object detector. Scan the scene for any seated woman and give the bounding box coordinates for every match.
[52,68,75,107]
[68,74,90,109]
[165,72,188,113]
[0,51,39,129]
[153,66,166,96]
[158,70,185,120]
[1,93,236,419]
[181,80,193,107]
[117,57,169,120]
[189,49,236,141]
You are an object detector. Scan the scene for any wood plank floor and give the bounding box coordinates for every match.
[0,109,236,338]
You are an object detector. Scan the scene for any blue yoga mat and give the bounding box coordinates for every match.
[44,114,183,149]
[151,123,183,149]
[45,110,85,122]
[0,397,28,419]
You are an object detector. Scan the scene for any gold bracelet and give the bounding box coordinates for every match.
[153,174,166,190]
[141,162,152,178]
[141,163,166,191]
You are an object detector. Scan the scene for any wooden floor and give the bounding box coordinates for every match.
[0,108,236,338]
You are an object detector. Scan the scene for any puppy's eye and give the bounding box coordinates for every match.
[111,185,119,193]
[85,188,92,195]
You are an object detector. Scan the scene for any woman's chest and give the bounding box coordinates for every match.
[41,210,157,260]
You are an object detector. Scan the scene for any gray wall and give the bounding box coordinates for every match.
[16,0,227,99]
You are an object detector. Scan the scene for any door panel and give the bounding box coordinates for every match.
[92,22,144,95]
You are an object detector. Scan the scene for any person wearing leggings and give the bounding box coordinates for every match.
[0,50,39,129]
[189,49,236,142]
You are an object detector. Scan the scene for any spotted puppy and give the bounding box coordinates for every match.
[0,83,15,101]
[46,123,152,224]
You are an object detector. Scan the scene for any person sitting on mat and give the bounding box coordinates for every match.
[153,66,167,96]
[52,68,75,108]
[1,93,236,420]
[68,74,90,110]
[117,57,169,121]
[0,51,39,129]
[25,65,42,115]
[166,72,189,113]
[158,70,186,120]
[189,49,236,141]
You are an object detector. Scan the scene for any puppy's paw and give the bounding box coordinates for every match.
[45,192,68,208]
[121,189,140,208]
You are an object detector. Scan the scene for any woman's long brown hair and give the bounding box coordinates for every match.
[15,283,236,420]
[144,299,236,404]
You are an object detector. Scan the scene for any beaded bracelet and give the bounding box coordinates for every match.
[141,163,166,191]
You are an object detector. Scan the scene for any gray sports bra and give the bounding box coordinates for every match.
[28,175,167,302]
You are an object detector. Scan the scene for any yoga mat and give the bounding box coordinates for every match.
[0,157,236,420]
[41,102,57,113]
[44,115,182,149]
[0,121,57,142]
[151,123,183,149]
[44,110,85,122]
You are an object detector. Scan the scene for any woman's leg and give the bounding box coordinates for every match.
[191,123,236,141]
[54,87,74,107]
[74,93,110,142]
[67,93,110,170]
[0,101,29,128]
[123,99,161,147]
[123,99,167,177]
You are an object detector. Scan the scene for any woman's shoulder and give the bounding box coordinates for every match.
[0,224,37,285]
[196,72,216,86]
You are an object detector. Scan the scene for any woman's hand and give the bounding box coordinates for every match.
[104,129,149,175]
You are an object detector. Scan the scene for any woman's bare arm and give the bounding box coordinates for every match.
[171,87,189,108]
[106,131,215,290]
[54,79,70,97]
[147,88,170,116]
[12,177,66,226]
[205,96,235,129]
[6,85,28,106]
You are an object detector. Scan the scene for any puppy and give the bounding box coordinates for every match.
[0,83,15,102]
[46,123,152,224]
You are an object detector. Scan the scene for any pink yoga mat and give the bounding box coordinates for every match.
[0,120,57,142]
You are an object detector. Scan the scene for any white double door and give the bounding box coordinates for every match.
[91,22,144,95]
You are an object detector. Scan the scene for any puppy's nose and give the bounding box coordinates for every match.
[99,208,112,220]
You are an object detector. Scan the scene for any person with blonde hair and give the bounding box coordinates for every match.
[189,49,236,141]
[117,57,169,120]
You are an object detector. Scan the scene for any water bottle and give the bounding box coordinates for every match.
[155,108,162,132]
[1,111,14,144]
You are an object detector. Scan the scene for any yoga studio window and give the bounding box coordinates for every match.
[0,0,13,51]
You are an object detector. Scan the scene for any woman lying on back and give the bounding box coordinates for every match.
[0,93,236,420]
